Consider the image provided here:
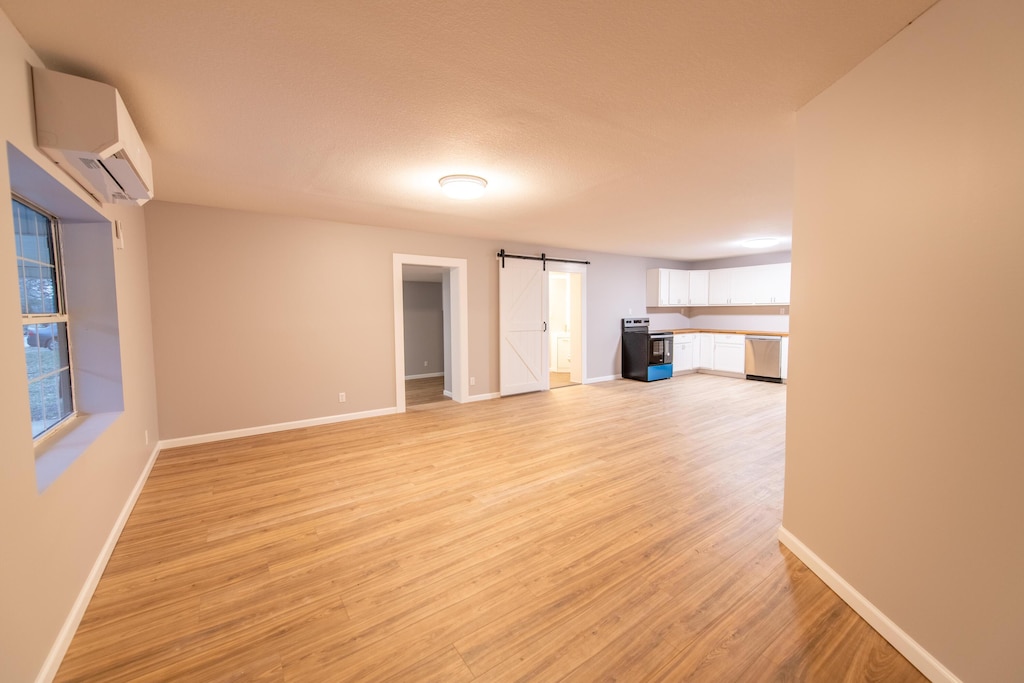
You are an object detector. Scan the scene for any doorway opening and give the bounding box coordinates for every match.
[393,254,469,413]
[547,269,584,388]
[498,254,587,396]
[401,265,449,407]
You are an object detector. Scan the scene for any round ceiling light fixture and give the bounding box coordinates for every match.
[742,237,781,249]
[439,174,487,200]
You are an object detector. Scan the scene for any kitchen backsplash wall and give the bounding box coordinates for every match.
[647,311,690,330]
[683,306,790,333]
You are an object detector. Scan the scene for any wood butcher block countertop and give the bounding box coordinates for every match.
[666,328,789,337]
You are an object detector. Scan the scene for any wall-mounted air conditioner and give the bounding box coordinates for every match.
[32,67,154,206]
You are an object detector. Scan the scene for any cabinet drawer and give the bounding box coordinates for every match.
[713,334,744,345]
[674,334,696,343]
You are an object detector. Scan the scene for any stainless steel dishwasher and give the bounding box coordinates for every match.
[745,335,783,383]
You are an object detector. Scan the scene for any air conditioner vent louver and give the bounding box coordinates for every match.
[32,67,154,206]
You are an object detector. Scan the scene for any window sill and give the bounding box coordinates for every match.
[35,412,123,493]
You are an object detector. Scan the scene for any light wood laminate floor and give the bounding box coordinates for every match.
[549,371,576,389]
[405,376,449,407]
[55,374,926,682]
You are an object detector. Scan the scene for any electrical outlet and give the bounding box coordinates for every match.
[338,392,346,403]
[144,429,149,445]
[470,377,476,386]
[424,361,428,367]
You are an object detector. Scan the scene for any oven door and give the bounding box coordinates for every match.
[649,334,674,366]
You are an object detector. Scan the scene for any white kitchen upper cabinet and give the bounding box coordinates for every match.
[668,269,688,305]
[708,267,756,305]
[687,270,709,306]
[646,268,688,307]
[729,267,759,305]
[704,263,790,306]
[752,263,791,304]
[646,269,667,306]
[708,269,732,305]
[698,333,714,369]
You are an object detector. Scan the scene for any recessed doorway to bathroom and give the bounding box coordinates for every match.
[547,267,584,388]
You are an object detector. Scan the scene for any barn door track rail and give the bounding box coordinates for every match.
[497,248,590,270]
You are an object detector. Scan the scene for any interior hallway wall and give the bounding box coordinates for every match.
[402,280,444,377]
[0,10,160,681]
[784,0,1024,679]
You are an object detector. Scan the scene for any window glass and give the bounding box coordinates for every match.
[14,197,74,439]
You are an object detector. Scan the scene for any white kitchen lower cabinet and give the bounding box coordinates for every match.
[673,334,696,375]
[698,333,714,369]
[712,334,746,374]
[672,332,789,380]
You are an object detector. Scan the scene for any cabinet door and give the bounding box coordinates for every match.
[646,268,671,306]
[770,263,791,304]
[556,336,571,372]
[729,267,759,305]
[681,341,694,371]
[673,339,694,374]
[752,263,791,304]
[668,269,688,306]
[713,343,746,373]
[688,270,709,305]
[646,269,661,307]
[647,268,690,307]
[674,334,695,372]
[708,270,731,305]
[698,333,714,368]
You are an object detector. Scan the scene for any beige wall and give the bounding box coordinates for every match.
[145,201,684,439]
[0,9,160,681]
[402,281,444,376]
[784,0,1024,680]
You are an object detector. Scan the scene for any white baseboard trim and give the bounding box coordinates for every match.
[158,407,399,450]
[443,390,453,398]
[464,392,499,403]
[36,443,161,683]
[696,368,745,379]
[404,372,444,380]
[584,374,620,384]
[778,526,961,683]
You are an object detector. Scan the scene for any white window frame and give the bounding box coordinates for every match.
[14,194,77,441]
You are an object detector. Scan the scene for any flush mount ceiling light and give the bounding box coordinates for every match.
[439,174,487,200]
[742,237,781,249]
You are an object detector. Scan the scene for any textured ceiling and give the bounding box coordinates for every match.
[1,0,937,260]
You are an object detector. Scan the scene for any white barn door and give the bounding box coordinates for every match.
[499,257,549,396]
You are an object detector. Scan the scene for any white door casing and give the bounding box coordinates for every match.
[499,257,548,396]
[393,254,469,412]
